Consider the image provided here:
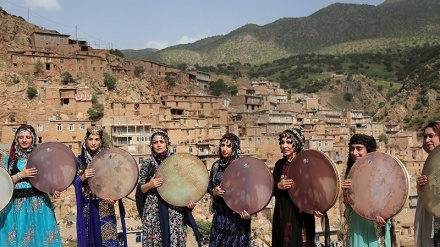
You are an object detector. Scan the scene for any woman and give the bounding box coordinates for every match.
[208,132,251,247]
[137,130,201,247]
[272,127,322,247]
[74,126,120,247]
[0,124,62,246]
[342,134,392,247]
[415,121,440,247]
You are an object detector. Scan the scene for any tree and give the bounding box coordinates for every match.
[134,66,145,77]
[209,79,228,96]
[27,87,38,99]
[34,60,44,75]
[343,93,353,102]
[378,133,388,144]
[165,76,176,87]
[103,72,116,90]
[61,72,74,84]
[87,103,104,120]
[109,49,124,58]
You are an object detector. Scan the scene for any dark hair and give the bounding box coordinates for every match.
[345,134,377,178]
[422,121,440,152]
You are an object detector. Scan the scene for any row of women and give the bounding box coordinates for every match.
[0,121,439,247]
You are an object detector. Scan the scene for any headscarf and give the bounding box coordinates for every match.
[345,134,377,178]
[78,126,104,170]
[149,130,171,169]
[7,124,37,175]
[218,132,241,168]
[278,127,305,154]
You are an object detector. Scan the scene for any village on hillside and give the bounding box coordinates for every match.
[0,29,425,246]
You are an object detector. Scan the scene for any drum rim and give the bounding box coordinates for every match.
[156,153,209,207]
[88,147,139,200]
[222,156,274,214]
[288,149,341,214]
[421,145,440,217]
[0,166,13,211]
[347,152,410,220]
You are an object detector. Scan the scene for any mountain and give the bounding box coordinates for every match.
[122,0,440,66]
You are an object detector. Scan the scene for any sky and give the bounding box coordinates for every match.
[1,0,384,50]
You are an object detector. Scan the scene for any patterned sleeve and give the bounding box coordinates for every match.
[139,158,154,184]
[207,160,219,196]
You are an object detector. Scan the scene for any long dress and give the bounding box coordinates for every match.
[0,155,62,247]
[345,205,392,247]
[74,155,118,247]
[139,158,188,247]
[208,159,251,247]
[272,157,315,247]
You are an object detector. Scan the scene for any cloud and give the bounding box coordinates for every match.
[24,0,61,12]
[144,40,170,50]
[144,34,208,50]
[177,34,208,45]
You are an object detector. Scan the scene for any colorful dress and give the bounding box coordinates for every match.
[74,155,118,247]
[139,157,191,247]
[272,157,315,247]
[345,205,392,247]
[0,155,62,247]
[208,159,251,247]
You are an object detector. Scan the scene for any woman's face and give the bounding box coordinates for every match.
[152,135,167,155]
[220,139,233,158]
[280,137,295,158]
[86,134,102,153]
[350,144,367,161]
[424,127,440,153]
[17,130,33,149]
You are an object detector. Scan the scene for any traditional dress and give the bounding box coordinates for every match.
[208,133,251,247]
[343,134,393,247]
[0,124,62,247]
[74,128,119,247]
[272,157,315,247]
[137,130,201,247]
[272,127,316,247]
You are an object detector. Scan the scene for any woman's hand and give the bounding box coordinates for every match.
[375,216,387,226]
[213,186,225,197]
[20,165,38,179]
[277,175,294,190]
[82,168,96,181]
[149,175,163,188]
[417,175,428,191]
[341,179,352,190]
[314,210,324,218]
[187,200,196,209]
[240,210,250,219]
[50,191,61,199]
[105,198,116,204]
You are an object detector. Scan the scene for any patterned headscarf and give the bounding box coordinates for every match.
[149,130,171,169]
[345,134,377,178]
[218,132,241,167]
[7,124,37,175]
[79,126,104,171]
[278,127,305,154]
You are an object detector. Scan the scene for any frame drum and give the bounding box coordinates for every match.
[27,142,77,193]
[88,148,138,200]
[0,167,13,211]
[222,157,274,214]
[347,152,410,220]
[421,145,440,217]
[156,153,209,207]
[288,149,340,214]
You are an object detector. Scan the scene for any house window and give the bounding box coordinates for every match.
[189,146,193,153]
[91,60,94,65]
[39,34,45,41]
[60,58,64,64]
[80,124,86,130]
[59,37,64,42]
[68,124,74,131]
[200,103,204,109]
[189,102,192,108]
[77,59,81,64]
[57,124,62,131]
[37,124,43,132]
[172,147,177,153]
[186,130,190,136]
[136,233,141,243]
[50,36,55,42]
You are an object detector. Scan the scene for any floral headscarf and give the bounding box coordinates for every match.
[218,132,241,168]
[7,124,37,175]
[149,130,171,169]
[278,127,305,154]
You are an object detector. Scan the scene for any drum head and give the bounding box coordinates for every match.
[0,167,13,211]
[88,148,138,200]
[347,152,409,220]
[421,145,440,217]
[288,150,340,214]
[222,157,273,214]
[156,153,209,207]
[27,142,77,193]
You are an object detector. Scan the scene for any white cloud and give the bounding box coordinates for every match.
[144,40,169,50]
[24,0,61,12]
[177,34,208,45]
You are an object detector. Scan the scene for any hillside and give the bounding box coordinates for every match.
[122,0,440,66]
